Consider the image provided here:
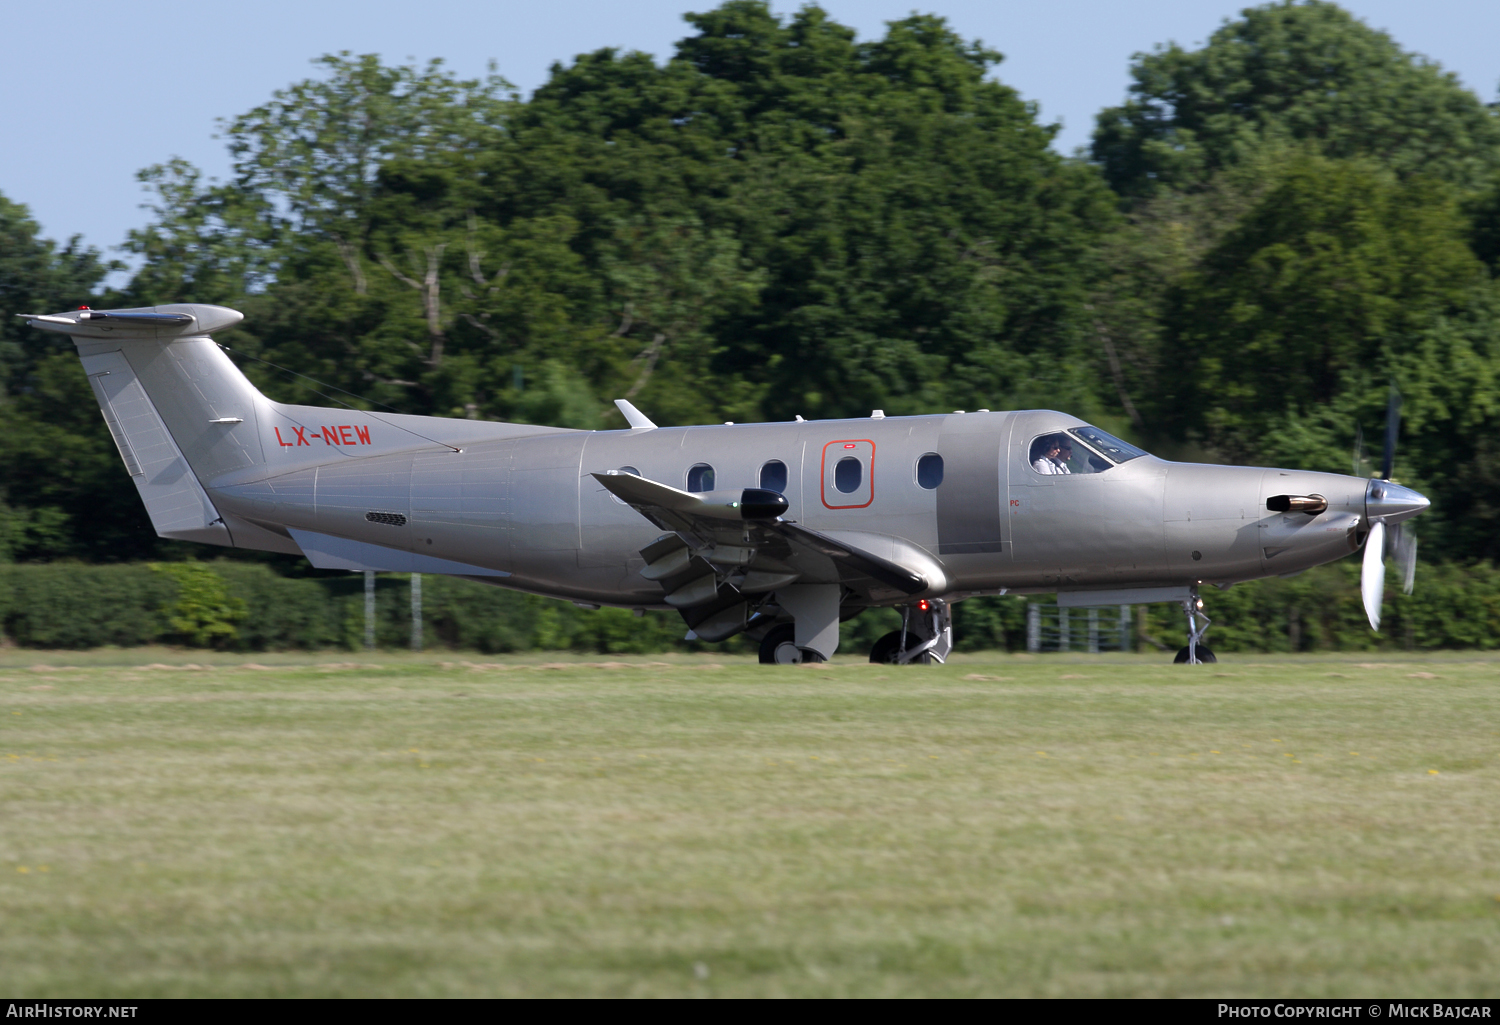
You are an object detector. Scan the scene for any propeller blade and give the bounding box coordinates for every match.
[1395,526,1418,595]
[1353,422,1366,477]
[1380,385,1402,480]
[1362,520,1386,630]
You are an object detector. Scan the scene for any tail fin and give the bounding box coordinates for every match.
[23,303,557,556]
[20,304,266,547]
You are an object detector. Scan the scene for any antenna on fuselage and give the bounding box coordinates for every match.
[614,399,657,430]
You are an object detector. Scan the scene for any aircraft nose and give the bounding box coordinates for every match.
[1366,480,1430,524]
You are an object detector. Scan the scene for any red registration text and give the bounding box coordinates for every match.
[273,425,372,448]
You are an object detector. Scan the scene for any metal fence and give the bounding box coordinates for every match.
[1026,604,1132,653]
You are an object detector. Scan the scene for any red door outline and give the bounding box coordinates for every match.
[821,439,875,509]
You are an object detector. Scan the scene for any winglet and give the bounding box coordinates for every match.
[614,399,657,430]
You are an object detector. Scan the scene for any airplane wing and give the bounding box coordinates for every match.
[590,472,927,610]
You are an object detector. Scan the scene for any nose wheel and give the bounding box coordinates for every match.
[1173,644,1216,664]
[868,599,952,664]
[1176,594,1214,664]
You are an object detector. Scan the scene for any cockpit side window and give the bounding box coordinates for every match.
[1029,432,1090,474]
[1029,426,1144,475]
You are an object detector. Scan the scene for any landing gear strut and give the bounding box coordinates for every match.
[869,599,953,665]
[1173,594,1216,664]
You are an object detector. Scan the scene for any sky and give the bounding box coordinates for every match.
[2,0,1497,270]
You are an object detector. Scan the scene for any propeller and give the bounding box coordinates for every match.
[1380,385,1402,482]
[1362,519,1386,631]
[1361,383,1416,631]
[1392,522,1417,595]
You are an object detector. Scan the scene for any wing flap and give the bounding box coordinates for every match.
[592,471,928,604]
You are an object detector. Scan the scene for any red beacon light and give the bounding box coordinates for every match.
[76,305,91,310]
[918,600,930,611]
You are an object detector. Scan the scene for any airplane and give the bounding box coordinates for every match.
[20,303,1431,665]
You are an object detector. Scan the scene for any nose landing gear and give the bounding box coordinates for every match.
[869,599,953,664]
[1174,594,1216,664]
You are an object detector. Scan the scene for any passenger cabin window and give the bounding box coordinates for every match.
[916,453,943,489]
[686,463,715,492]
[760,459,788,493]
[834,456,862,494]
[1029,426,1149,476]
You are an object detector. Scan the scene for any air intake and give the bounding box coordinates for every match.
[1266,495,1327,515]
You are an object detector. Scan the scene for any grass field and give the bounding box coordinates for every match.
[1,648,1497,997]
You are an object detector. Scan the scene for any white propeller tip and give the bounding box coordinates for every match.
[1361,521,1387,632]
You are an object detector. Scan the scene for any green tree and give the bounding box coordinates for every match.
[123,4,1115,432]
[1093,1,1500,202]
[0,192,115,393]
[122,54,524,417]
[477,2,1117,422]
[0,352,169,561]
[0,193,145,561]
[1161,158,1483,456]
[151,562,248,647]
[1156,156,1500,559]
[127,54,514,303]
[595,213,767,425]
[1469,173,1500,274]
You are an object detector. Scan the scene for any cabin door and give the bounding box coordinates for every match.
[820,439,874,510]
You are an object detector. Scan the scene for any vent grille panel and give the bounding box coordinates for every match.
[365,511,408,526]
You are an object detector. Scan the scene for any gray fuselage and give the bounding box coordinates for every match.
[211,407,1367,609]
[28,303,1376,615]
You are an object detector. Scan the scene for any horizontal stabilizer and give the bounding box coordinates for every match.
[78,310,195,324]
[288,529,510,576]
[17,303,243,337]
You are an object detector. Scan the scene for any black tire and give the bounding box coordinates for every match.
[869,631,904,664]
[1173,645,1217,664]
[758,624,824,664]
[868,630,936,664]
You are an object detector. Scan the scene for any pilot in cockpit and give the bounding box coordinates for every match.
[1031,434,1073,475]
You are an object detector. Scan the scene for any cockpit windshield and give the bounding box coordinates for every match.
[1029,425,1150,475]
[1069,426,1148,464]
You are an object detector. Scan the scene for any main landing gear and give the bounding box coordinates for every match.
[758,623,826,664]
[1174,594,1216,664]
[869,599,953,665]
